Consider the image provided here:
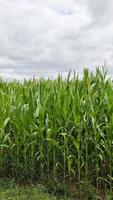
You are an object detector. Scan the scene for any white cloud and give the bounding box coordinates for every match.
[0,0,113,80]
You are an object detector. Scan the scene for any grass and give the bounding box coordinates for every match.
[0,186,56,200]
[0,179,66,200]
[1,187,64,200]
[0,177,113,200]
[1,67,113,199]
[0,179,72,200]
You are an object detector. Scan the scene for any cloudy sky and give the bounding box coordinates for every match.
[0,0,113,80]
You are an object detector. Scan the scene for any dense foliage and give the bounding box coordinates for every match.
[0,68,113,194]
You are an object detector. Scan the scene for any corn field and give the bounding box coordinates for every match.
[0,67,113,192]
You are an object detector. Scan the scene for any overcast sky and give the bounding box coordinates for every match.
[0,0,113,80]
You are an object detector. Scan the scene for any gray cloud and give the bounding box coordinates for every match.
[0,0,113,80]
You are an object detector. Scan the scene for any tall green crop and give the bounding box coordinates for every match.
[0,67,113,193]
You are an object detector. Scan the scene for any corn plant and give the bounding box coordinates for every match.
[0,67,113,194]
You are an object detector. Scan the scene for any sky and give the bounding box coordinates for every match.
[0,0,113,80]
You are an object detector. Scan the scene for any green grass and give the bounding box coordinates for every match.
[0,179,112,200]
[0,179,71,200]
[1,67,113,198]
[0,186,55,200]
[1,186,113,200]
